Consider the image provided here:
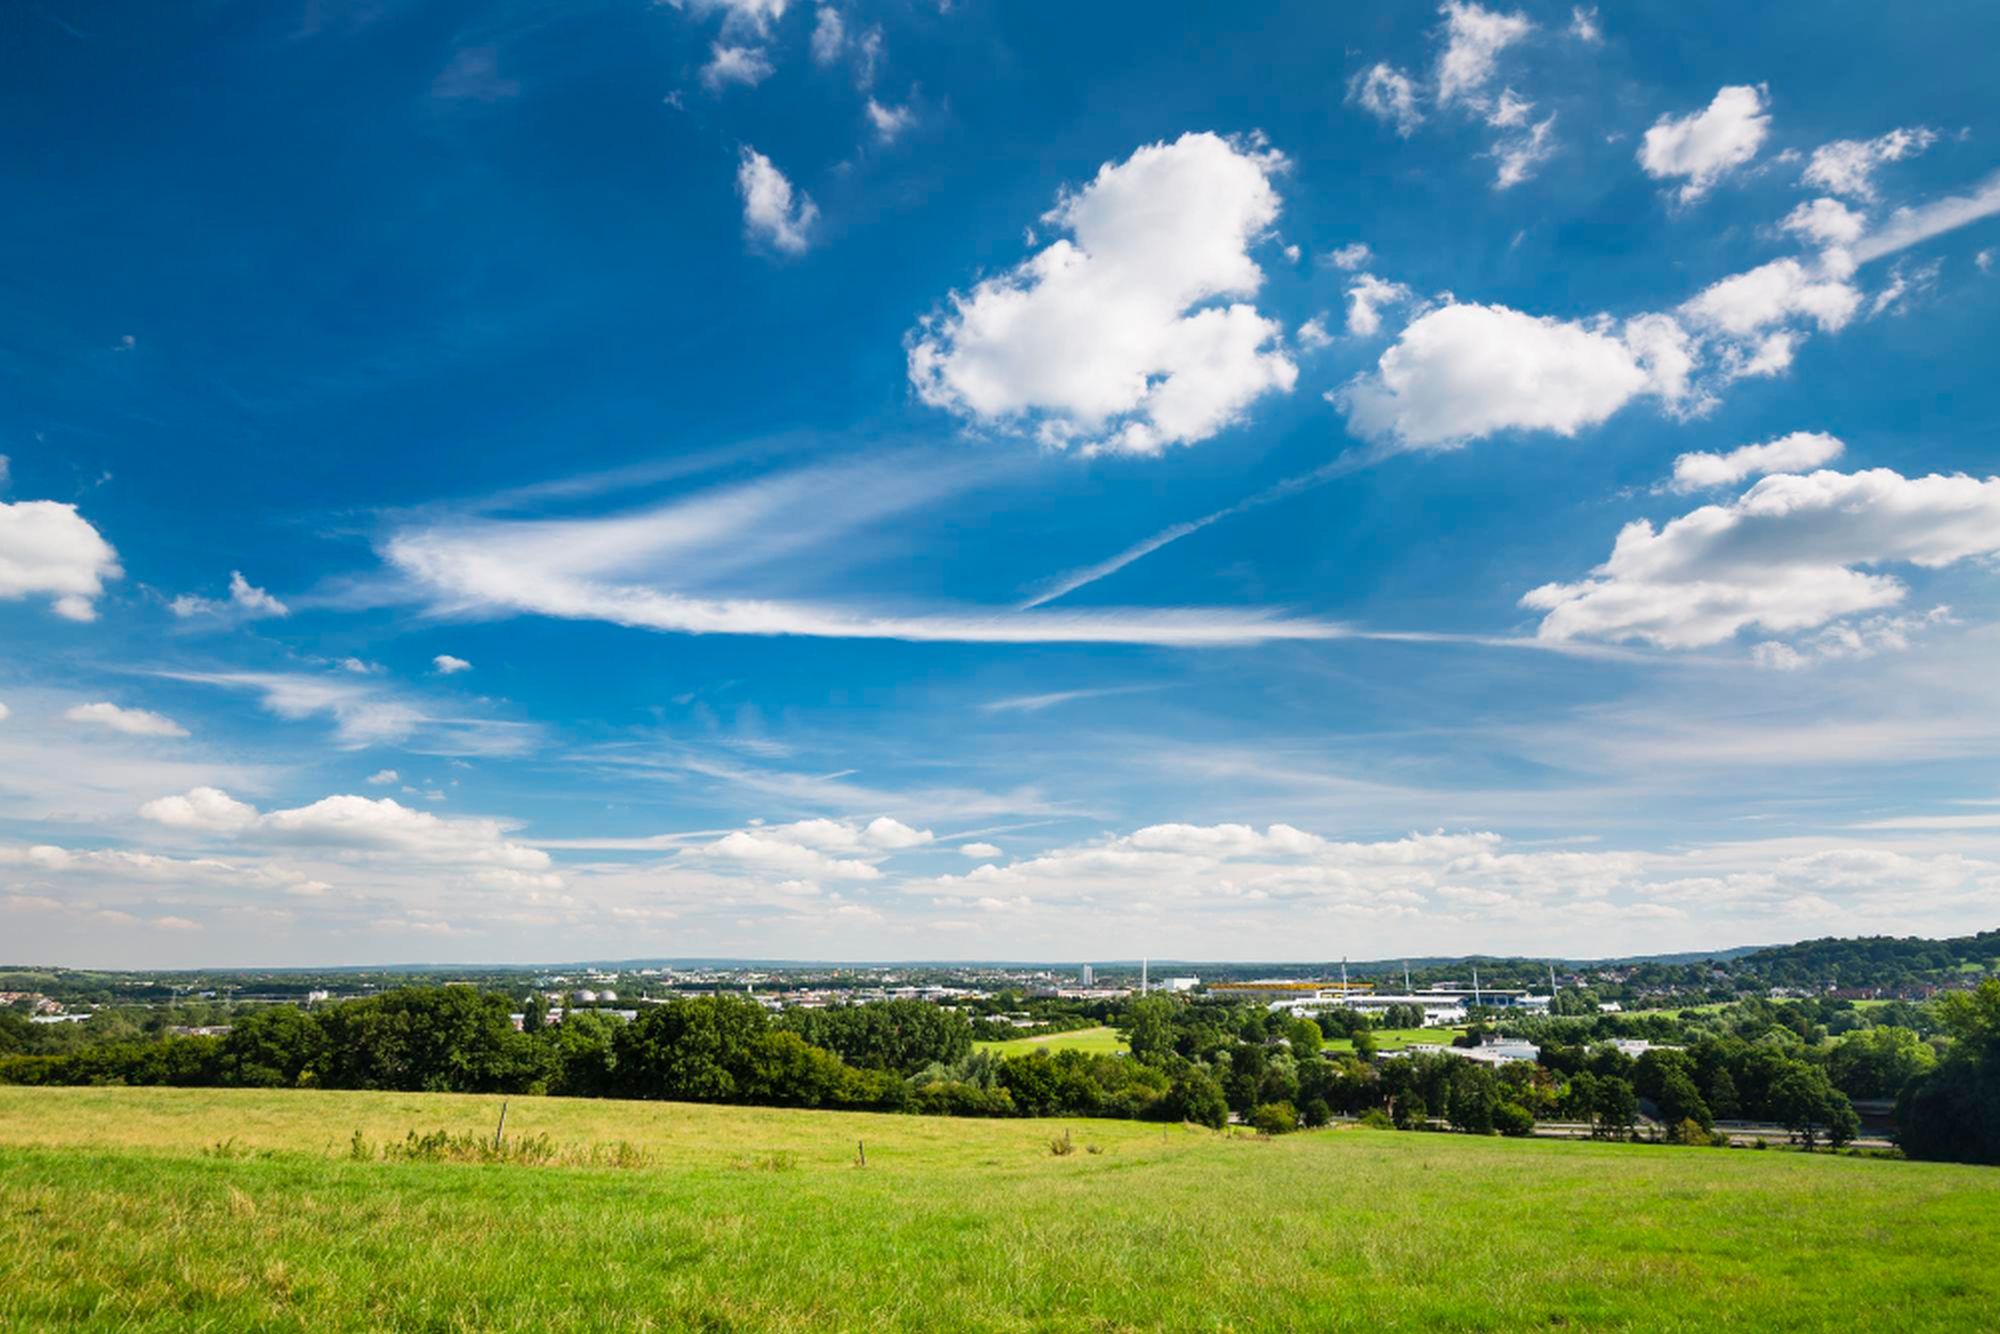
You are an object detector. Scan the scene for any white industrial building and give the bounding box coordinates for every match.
[1267,987,1551,1026]
[1425,1038,1542,1066]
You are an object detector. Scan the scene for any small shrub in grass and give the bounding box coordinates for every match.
[1358,1108,1395,1131]
[1049,1129,1076,1156]
[733,1151,798,1172]
[1493,1103,1535,1138]
[1669,1118,1712,1146]
[1249,1103,1298,1136]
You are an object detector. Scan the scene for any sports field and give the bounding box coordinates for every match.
[1325,1026,1464,1052]
[2,1085,1997,1331]
[972,1023,1128,1056]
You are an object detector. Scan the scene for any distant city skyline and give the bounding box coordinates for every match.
[4,2,2000,967]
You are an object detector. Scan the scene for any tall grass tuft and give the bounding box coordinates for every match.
[343,1128,653,1169]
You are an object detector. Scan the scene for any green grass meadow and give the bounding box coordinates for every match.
[972,1024,1128,1056]
[2,1086,1998,1331]
[1324,1026,1465,1052]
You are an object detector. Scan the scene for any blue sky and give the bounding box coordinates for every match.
[4,0,2000,967]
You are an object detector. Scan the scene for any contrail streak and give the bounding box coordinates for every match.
[1020,448,1383,609]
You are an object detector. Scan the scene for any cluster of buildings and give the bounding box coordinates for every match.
[1211,978,1554,1027]
[4,992,93,1025]
[1,991,70,1017]
[737,983,982,1010]
[1406,1035,1670,1068]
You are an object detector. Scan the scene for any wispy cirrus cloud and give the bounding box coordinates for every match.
[379,454,1347,647]
[978,686,1162,715]
[1852,170,2000,263]
[158,670,539,755]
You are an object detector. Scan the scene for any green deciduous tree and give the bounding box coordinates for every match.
[1592,1077,1638,1140]
[1897,980,2000,1164]
[219,1006,326,1089]
[316,988,544,1094]
[1825,1025,1936,1100]
[1163,1067,1228,1129]
[1123,996,1176,1066]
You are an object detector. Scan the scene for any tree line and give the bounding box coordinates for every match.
[4,982,1997,1163]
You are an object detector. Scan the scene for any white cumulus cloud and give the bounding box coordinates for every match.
[1492,110,1558,189]
[694,830,882,880]
[1781,197,1867,249]
[1434,1,1532,113]
[1803,127,1937,202]
[138,785,259,831]
[169,570,288,621]
[1680,257,1860,338]
[1638,85,1770,204]
[1524,467,2000,649]
[701,43,774,93]
[682,815,933,883]
[139,787,552,873]
[908,132,1297,457]
[1752,606,1954,671]
[1334,302,1687,449]
[674,0,788,37]
[0,499,121,622]
[256,794,548,868]
[865,97,915,143]
[1350,63,1423,137]
[810,5,844,63]
[1668,430,1844,493]
[1326,242,1373,271]
[737,147,817,255]
[66,702,188,738]
[1343,273,1414,337]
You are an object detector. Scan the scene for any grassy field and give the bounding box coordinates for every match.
[1325,1026,1464,1052]
[973,1023,1127,1056]
[3,1087,1999,1331]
